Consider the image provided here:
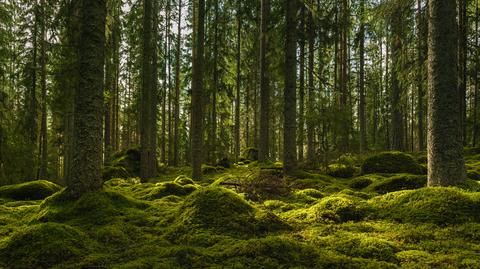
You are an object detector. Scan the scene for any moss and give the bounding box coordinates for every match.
[366,174,427,194]
[263,200,295,212]
[37,189,148,225]
[466,170,480,180]
[201,165,218,174]
[361,151,423,175]
[327,163,357,178]
[370,187,480,224]
[241,147,258,161]
[0,223,96,269]
[141,182,197,200]
[216,157,232,168]
[0,180,62,200]
[292,188,325,204]
[102,166,130,181]
[173,175,195,185]
[349,177,373,189]
[456,179,480,192]
[310,194,370,223]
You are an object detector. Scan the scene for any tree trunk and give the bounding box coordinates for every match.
[67,0,106,197]
[417,0,426,151]
[38,0,48,180]
[258,0,270,163]
[191,0,205,179]
[359,0,367,152]
[173,0,182,166]
[427,0,465,186]
[284,0,298,174]
[306,10,315,166]
[458,0,467,145]
[474,0,479,146]
[298,6,305,162]
[234,0,242,162]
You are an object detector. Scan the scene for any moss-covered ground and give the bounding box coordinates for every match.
[1,151,480,268]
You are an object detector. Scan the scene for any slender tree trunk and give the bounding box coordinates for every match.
[427,0,466,186]
[359,0,367,152]
[338,0,349,152]
[417,0,426,150]
[38,0,48,179]
[306,10,315,166]
[258,0,270,163]
[30,2,38,151]
[297,6,305,162]
[67,0,106,197]
[390,10,405,151]
[191,0,205,179]
[474,0,479,146]
[208,0,219,164]
[234,0,242,162]
[459,0,468,145]
[173,0,182,166]
[284,0,298,174]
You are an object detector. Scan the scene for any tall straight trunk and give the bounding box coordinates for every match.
[427,0,465,186]
[390,10,405,151]
[151,0,159,164]
[167,0,173,165]
[173,0,182,166]
[458,0,468,145]
[359,0,367,152]
[38,0,48,180]
[306,11,315,166]
[191,0,205,179]
[339,0,349,152]
[140,0,157,180]
[67,0,106,197]
[208,0,219,164]
[234,0,241,162]
[258,0,270,163]
[417,0,425,150]
[474,0,479,146]
[284,0,298,174]
[30,2,38,150]
[161,2,168,164]
[104,20,113,162]
[297,6,305,162]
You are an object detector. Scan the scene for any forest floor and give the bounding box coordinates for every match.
[1,150,480,268]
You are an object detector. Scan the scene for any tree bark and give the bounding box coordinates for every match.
[38,0,48,180]
[306,10,315,166]
[234,0,242,162]
[173,0,182,166]
[258,0,270,163]
[359,0,367,152]
[427,0,465,186]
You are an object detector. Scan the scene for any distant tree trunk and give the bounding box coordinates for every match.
[234,0,242,162]
[191,0,205,179]
[306,10,315,166]
[359,0,367,152]
[173,0,182,166]
[474,0,479,146]
[167,0,173,165]
[38,0,48,180]
[297,6,305,162]
[208,0,219,164]
[284,0,298,174]
[30,2,38,151]
[458,0,467,145]
[67,0,106,197]
[258,0,270,163]
[417,0,426,151]
[104,11,113,162]
[140,0,157,180]
[338,0,349,152]
[427,0,465,186]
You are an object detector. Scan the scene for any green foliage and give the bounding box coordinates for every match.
[240,147,258,162]
[0,180,62,200]
[173,175,195,185]
[103,148,141,180]
[0,223,96,269]
[370,187,480,224]
[361,151,424,175]
[366,174,427,194]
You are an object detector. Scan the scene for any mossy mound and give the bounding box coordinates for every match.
[309,194,370,223]
[141,182,197,200]
[370,187,480,224]
[366,174,427,194]
[0,180,62,200]
[327,163,357,178]
[361,151,423,175]
[173,175,195,185]
[0,223,95,269]
[349,176,374,189]
[103,148,141,180]
[37,189,148,225]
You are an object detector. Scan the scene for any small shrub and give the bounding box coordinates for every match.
[0,180,62,200]
[361,151,423,175]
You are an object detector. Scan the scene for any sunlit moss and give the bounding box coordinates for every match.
[0,180,62,200]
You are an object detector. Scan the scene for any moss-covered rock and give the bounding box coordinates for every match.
[0,223,95,268]
[361,151,423,175]
[367,174,427,194]
[0,180,62,200]
[370,187,480,224]
[327,163,357,178]
[141,182,197,200]
[310,194,370,223]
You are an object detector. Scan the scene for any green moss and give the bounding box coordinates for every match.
[466,170,480,180]
[0,223,96,268]
[327,163,357,178]
[349,177,373,189]
[0,180,62,200]
[173,175,195,186]
[241,147,258,161]
[309,194,370,223]
[456,179,480,192]
[366,174,427,194]
[37,189,148,225]
[370,187,480,224]
[361,151,423,175]
[141,182,197,200]
[263,200,295,212]
[201,165,218,174]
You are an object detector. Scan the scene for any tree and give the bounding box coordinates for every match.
[38,0,48,180]
[427,0,465,186]
[258,0,270,163]
[358,0,367,152]
[191,0,206,179]
[234,0,242,162]
[284,0,298,174]
[67,0,106,197]
[173,0,182,166]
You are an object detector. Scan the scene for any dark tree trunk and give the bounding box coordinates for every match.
[258,0,270,163]
[297,6,305,162]
[458,0,467,145]
[427,0,465,186]
[67,0,106,197]
[359,0,367,152]
[234,0,242,162]
[173,0,182,166]
[306,10,316,166]
[38,0,48,180]
[417,0,426,151]
[191,0,205,179]
[474,0,479,146]
[284,0,298,174]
